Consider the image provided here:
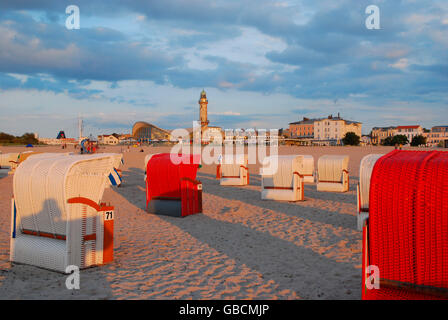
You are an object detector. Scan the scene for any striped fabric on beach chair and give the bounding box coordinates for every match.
[316,155,350,192]
[356,154,384,231]
[261,155,305,201]
[10,153,121,273]
[362,150,448,300]
[216,154,249,186]
[108,154,124,187]
[145,153,202,217]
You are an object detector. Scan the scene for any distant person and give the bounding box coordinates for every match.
[80,147,84,154]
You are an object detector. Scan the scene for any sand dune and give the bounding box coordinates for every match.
[0,144,401,299]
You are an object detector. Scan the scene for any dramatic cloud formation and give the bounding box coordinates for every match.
[0,0,447,137]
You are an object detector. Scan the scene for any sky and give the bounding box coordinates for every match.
[0,0,447,138]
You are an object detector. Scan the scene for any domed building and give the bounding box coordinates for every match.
[132,121,171,141]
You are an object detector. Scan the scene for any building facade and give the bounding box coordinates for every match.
[371,127,397,145]
[395,125,423,143]
[132,122,171,141]
[427,126,448,147]
[288,117,317,139]
[314,115,362,145]
[98,135,119,145]
[38,137,76,145]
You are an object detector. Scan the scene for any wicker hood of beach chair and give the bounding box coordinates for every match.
[316,155,350,192]
[10,153,122,273]
[356,154,385,230]
[362,150,448,300]
[261,155,305,202]
[217,153,249,186]
[145,153,202,217]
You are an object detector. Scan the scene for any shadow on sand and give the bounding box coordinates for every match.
[114,167,361,299]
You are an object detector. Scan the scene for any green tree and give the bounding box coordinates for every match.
[411,135,427,147]
[382,136,394,146]
[0,132,15,143]
[392,134,409,146]
[342,132,361,146]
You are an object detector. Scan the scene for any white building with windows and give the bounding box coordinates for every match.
[313,115,362,145]
[98,134,119,145]
[395,125,423,143]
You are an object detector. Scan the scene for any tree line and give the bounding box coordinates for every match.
[0,132,39,145]
[341,132,427,146]
[381,134,427,147]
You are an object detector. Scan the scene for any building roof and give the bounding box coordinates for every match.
[289,118,322,125]
[397,125,421,129]
[132,121,171,137]
[316,117,362,125]
[372,126,397,130]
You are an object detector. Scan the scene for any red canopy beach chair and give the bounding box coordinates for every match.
[362,150,448,300]
[145,153,202,217]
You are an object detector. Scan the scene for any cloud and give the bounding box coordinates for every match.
[0,0,446,136]
[389,58,409,70]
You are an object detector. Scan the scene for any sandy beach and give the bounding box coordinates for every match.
[0,145,399,299]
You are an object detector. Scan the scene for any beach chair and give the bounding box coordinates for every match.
[316,155,350,192]
[8,151,42,174]
[261,155,305,201]
[362,150,448,300]
[216,154,249,186]
[357,154,384,231]
[300,155,315,183]
[0,152,20,169]
[145,153,202,217]
[144,153,159,182]
[10,153,121,273]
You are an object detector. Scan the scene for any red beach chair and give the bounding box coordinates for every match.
[362,150,448,300]
[145,153,202,217]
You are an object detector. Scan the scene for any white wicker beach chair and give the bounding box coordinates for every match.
[261,155,305,201]
[7,151,43,174]
[316,155,350,192]
[357,154,384,231]
[144,153,160,181]
[0,153,20,169]
[299,155,314,183]
[10,153,121,273]
[217,154,249,186]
